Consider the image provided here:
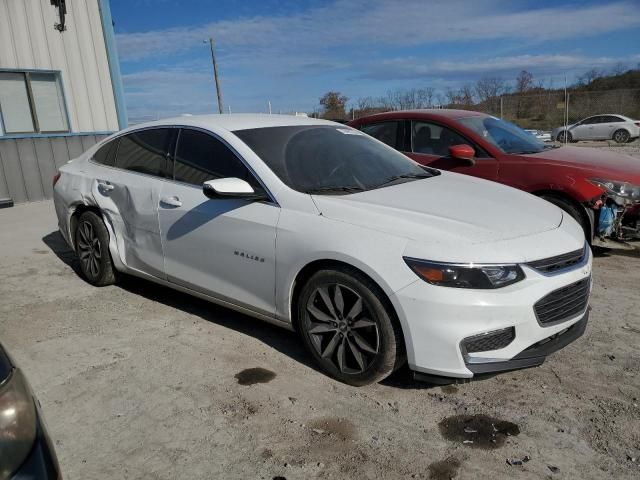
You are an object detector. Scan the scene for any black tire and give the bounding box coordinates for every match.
[540,194,591,241]
[75,211,116,286]
[297,267,405,386]
[612,129,630,144]
[557,131,572,143]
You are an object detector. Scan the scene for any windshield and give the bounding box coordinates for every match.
[459,116,546,154]
[235,125,438,194]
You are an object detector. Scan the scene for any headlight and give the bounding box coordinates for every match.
[588,178,640,203]
[0,347,37,480]
[404,258,525,289]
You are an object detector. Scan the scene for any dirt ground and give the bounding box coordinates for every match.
[0,201,639,480]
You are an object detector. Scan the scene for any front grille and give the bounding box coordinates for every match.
[534,277,590,325]
[526,245,586,274]
[462,327,515,354]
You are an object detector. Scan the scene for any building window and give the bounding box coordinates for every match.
[0,71,69,134]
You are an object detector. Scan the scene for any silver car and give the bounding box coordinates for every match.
[553,114,640,143]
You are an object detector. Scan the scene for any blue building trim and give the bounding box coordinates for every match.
[98,0,128,129]
[0,131,114,140]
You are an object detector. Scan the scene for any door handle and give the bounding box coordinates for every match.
[160,195,182,208]
[97,180,114,192]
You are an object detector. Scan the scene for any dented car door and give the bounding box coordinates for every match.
[92,128,176,278]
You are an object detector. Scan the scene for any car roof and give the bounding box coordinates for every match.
[354,109,488,122]
[120,114,339,133]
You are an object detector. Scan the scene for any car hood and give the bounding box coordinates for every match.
[312,171,563,245]
[523,146,640,181]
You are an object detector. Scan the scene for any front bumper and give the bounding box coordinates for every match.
[390,251,592,379]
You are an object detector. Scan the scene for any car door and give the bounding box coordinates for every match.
[158,128,279,316]
[588,116,611,140]
[570,117,595,140]
[404,120,498,181]
[91,128,176,279]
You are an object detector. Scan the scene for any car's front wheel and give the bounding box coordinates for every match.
[613,129,630,144]
[297,267,405,386]
[75,211,116,286]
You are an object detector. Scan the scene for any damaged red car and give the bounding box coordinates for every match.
[349,110,640,243]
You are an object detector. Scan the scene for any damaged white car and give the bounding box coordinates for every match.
[54,115,591,386]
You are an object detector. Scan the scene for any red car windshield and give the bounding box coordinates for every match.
[459,116,546,155]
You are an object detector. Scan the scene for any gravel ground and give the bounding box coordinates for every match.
[0,201,639,480]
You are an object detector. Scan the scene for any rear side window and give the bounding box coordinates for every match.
[116,128,175,178]
[93,139,118,167]
[173,129,260,189]
[603,115,624,123]
[360,121,401,148]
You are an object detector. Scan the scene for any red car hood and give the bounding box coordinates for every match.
[524,146,640,182]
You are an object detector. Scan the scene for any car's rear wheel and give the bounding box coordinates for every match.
[540,194,591,241]
[557,131,572,143]
[613,129,630,144]
[297,267,404,386]
[75,211,116,286]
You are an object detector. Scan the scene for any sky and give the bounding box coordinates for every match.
[110,0,640,122]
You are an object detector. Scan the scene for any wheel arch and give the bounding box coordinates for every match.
[288,258,403,336]
[69,204,104,250]
[611,127,632,140]
[69,203,125,272]
[533,189,594,239]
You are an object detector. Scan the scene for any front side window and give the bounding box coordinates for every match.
[174,129,260,190]
[235,125,438,194]
[0,71,69,134]
[459,116,545,155]
[116,128,175,178]
[412,121,472,157]
[360,121,401,148]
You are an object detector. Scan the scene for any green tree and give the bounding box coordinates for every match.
[319,91,348,120]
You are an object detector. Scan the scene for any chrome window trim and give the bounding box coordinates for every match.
[88,124,279,207]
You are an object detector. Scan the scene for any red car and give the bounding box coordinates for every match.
[348,110,640,241]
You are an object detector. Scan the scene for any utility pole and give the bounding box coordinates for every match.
[206,38,224,114]
[268,101,272,114]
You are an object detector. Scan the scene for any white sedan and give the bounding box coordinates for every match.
[53,114,592,386]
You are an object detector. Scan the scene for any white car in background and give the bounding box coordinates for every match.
[553,114,640,143]
[524,129,552,142]
[53,115,591,386]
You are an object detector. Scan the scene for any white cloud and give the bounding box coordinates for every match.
[116,0,640,62]
[361,54,640,80]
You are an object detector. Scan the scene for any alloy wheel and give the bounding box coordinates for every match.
[77,221,102,278]
[304,283,380,374]
[614,130,629,143]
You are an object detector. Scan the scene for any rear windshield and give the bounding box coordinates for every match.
[234,125,436,194]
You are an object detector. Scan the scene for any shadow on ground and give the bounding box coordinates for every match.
[42,230,433,389]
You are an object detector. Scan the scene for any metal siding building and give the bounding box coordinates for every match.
[0,0,126,204]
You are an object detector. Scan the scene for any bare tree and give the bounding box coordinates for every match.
[475,76,506,104]
[515,70,534,93]
[576,68,604,86]
[610,62,628,76]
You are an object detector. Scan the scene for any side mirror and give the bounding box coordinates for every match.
[448,144,476,165]
[202,178,264,200]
